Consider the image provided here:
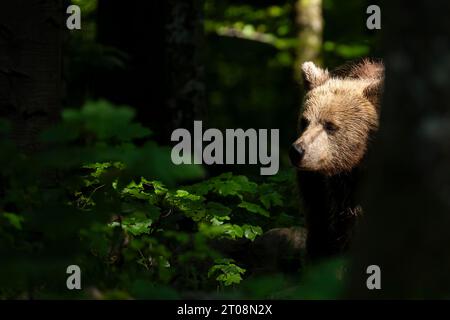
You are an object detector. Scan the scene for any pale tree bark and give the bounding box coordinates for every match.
[347,0,450,298]
[0,0,63,152]
[295,0,323,81]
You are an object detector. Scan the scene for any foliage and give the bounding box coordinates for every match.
[0,101,303,299]
[208,259,246,287]
[205,2,297,54]
[0,0,378,300]
[238,258,346,299]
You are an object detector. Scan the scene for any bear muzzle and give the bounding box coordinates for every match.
[289,143,305,167]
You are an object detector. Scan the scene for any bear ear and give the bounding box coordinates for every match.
[301,61,330,90]
[363,78,383,110]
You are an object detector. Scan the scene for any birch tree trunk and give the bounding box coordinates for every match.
[295,0,323,81]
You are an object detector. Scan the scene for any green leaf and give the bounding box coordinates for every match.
[64,100,151,142]
[226,224,243,238]
[2,212,24,230]
[217,273,242,286]
[242,224,263,241]
[175,189,202,201]
[258,183,284,209]
[259,191,283,209]
[110,215,153,236]
[189,173,258,199]
[208,259,246,286]
[165,189,206,221]
[238,201,270,217]
[198,223,244,240]
[206,202,232,218]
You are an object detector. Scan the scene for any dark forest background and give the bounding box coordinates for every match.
[1,0,450,299]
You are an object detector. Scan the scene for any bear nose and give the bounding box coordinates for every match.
[289,144,304,165]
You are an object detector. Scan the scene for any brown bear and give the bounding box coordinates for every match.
[290,59,384,261]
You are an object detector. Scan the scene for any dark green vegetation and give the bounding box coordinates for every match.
[0,101,343,299]
[0,0,383,299]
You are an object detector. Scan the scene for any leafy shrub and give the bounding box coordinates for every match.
[0,101,305,299]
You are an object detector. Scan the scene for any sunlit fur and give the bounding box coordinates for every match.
[293,60,383,176]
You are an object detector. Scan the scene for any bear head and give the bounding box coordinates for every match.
[290,60,384,176]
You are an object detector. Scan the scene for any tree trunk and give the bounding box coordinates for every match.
[0,0,63,152]
[295,0,323,81]
[347,0,450,298]
[164,0,206,134]
[96,0,205,142]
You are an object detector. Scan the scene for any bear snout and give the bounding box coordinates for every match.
[289,143,305,167]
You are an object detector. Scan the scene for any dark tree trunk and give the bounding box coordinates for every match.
[96,0,205,142]
[347,0,450,298]
[0,0,63,152]
[164,0,206,133]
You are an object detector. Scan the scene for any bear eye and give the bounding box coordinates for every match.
[323,121,338,133]
[301,117,310,129]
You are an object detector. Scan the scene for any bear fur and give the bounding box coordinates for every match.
[291,59,384,261]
